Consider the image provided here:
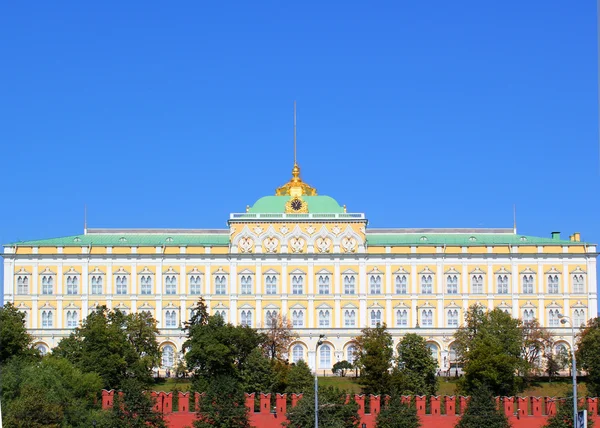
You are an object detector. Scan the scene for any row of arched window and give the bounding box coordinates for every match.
[14,271,587,296]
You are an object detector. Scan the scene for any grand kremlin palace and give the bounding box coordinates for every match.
[2,162,598,373]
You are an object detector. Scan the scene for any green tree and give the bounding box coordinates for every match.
[332,360,353,377]
[0,302,35,364]
[577,317,600,396]
[184,313,265,388]
[454,305,525,396]
[286,360,314,394]
[194,375,251,428]
[454,385,510,428]
[544,389,594,428]
[376,392,421,428]
[54,306,160,389]
[240,347,275,394]
[1,356,105,428]
[521,319,552,379]
[106,378,166,428]
[354,324,394,395]
[284,386,360,428]
[392,333,438,395]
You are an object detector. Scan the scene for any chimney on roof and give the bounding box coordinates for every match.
[551,232,560,240]
[573,232,581,242]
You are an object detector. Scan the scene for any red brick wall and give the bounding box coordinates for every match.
[101,390,600,428]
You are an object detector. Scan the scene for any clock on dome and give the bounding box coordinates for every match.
[285,196,308,213]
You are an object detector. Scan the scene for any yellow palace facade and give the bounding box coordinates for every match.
[2,162,598,373]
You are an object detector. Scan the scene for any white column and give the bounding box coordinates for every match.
[588,257,598,318]
[57,263,64,295]
[537,264,545,326]
[307,264,314,295]
[385,263,392,326]
[359,262,367,328]
[5,258,15,298]
[131,263,138,296]
[230,263,238,325]
[32,264,39,296]
[256,264,263,326]
[82,263,89,315]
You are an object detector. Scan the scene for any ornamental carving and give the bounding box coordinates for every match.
[341,235,357,253]
[289,237,305,253]
[253,226,264,235]
[263,237,279,253]
[239,237,254,253]
[306,225,315,235]
[316,237,332,253]
[331,224,341,235]
[280,226,289,235]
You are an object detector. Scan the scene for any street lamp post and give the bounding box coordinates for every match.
[315,334,325,428]
[415,305,420,328]
[558,313,577,426]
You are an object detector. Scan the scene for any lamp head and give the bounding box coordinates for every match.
[558,313,565,319]
[561,318,568,325]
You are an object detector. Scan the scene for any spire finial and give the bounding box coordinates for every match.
[513,204,517,234]
[84,204,88,235]
[293,100,297,165]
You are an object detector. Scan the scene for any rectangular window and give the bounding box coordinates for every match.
[115,276,128,295]
[396,310,408,327]
[16,276,29,295]
[471,275,483,294]
[497,275,509,294]
[547,275,559,294]
[370,309,382,327]
[522,275,534,294]
[422,309,433,327]
[292,310,304,327]
[240,310,252,327]
[573,275,585,294]
[318,310,330,327]
[447,309,459,328]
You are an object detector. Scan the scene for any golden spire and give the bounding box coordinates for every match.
[275,101,317,197]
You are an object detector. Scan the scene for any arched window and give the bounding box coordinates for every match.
[36,344,48,356]
[318,276,330,294]
[292,310,304,327]
[265,310,278,327]
[369,275,382,294]
[319,310,330,327]
[319,344,331,368]
[344,310,356,327]
[346,345,357,364]
[190,275,202,295]
[17,276,29,295]
[165,310,177,328]
[215,310,226,321]
[395,275,408,294]
[42,276,54,295]
[66,310,78,328]
[241,310,252,327]
[291,275,303,295]
[370,309,382,327]
[91,276,103,295]
[214,275,227,295]
[426,343,439,360]
[140,275,152,295]
[573,309,585,327]
[344,275,356,294]
[497,275,509,294]
[165,275,177,295]
[265,275,277,294]
[446,275,458,294]
[522,275,534,294]
[41,310,53,328]
[396,309,408,327]
[471,275,483,294]
[523,309,535,322]
[116,275,128,295]
[161,345,175,368]
[240,275,252,295]
[421,275,433,294]
[292,344,304,363]
[447,309,459,327]
[66,276,78,295]
[573,274,585,293]
[548,309,560,327]
[548,275,559,294]
[422,309,433,327]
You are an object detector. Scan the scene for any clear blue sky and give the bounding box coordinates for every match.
[1,1,598,303]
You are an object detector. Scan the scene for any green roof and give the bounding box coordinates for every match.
[6,234,229,247]
[248,195,344,214]
[366,233,587,246]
